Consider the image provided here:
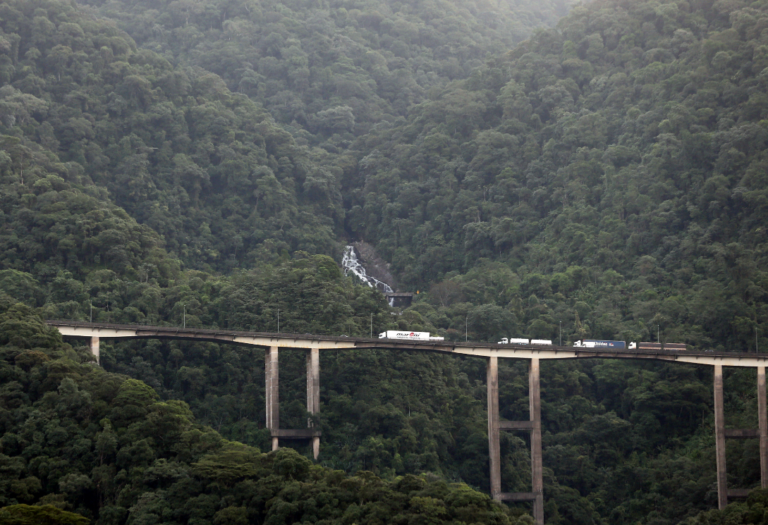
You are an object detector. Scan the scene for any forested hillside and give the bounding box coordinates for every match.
[0,301,523,524]
[346,0,768,352]
[0,0,343,273]
[2,0,768,523]
[80,0,571,144]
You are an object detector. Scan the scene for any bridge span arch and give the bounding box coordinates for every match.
[48,321,768,524]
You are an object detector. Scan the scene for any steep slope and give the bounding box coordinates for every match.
[78,0,573,146]
[0,0,342,272]
[345,0,768,351]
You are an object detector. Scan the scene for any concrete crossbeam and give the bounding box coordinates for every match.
[499,420,534,431]
[724,429,759,438]
[271,429,321,438]
[499,492,540,501]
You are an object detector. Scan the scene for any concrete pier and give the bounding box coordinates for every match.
[266,346,279,451]
[759,366,767,488]
[307,347,320,459]
[714,364,727,509]
[49,320,768,516]
[490,358,543,525]
[90,336,99,364]
[487,356,501,500]
[530,358,543,525]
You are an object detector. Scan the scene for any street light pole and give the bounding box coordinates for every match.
[277,309,280,333]
[559,321,562,346]
[183,304,186,329]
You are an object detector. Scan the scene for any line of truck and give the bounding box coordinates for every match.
[499,338,687,350]
[378,332,687,351]
[573,339,687,350]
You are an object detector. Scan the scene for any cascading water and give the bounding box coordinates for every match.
[342,245,395,306]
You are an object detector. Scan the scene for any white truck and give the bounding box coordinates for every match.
[379,331,445,341]
[497,338,553,345]
[498,338,531,345]
[573,339,626,349]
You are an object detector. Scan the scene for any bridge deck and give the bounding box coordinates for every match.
[47,321,768,367]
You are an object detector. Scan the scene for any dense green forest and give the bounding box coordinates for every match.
[1,0,768,523]
[0,0,344,273]
[0,301,525,524]
[79,0,571,143]
[345,0,768,351]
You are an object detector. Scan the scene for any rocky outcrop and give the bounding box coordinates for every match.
[351,241,398,291]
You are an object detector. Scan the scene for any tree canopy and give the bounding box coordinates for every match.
[0,301,526,524]
[1,0,768,523]
[342,0,768,352]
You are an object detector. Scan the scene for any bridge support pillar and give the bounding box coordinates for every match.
[266,346,279,451]
[759,366,767,488]
[487,356,501,500]
[307,347,320,460]
[530,358,544,525]
[90,337,99,365]
[714,364,727,509]
[489,357,544,524]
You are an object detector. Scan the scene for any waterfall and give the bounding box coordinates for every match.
[342,246,395,305]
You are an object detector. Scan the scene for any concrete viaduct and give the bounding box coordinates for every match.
[47,321,768,525]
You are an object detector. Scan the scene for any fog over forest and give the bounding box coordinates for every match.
[1,0,768,522]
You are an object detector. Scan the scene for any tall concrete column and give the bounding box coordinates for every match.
[90,337,100,364]
[759,366,767,489]
[307,347,320,460]
[487,356,501,500]
[714,364,727,509]
[265,346,279,451]
[530,358,544,525]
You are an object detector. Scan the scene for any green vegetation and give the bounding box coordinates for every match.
[1,0,768,523]
[0,302,525,524]
[81,0,571,145]
[0,0,341,273]
[346,0,768,351]
[0,504,89,525]
[681,489,768,525]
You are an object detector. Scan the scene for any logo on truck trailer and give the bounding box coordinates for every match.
[573,340,626,349]
[379,331,445,341]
